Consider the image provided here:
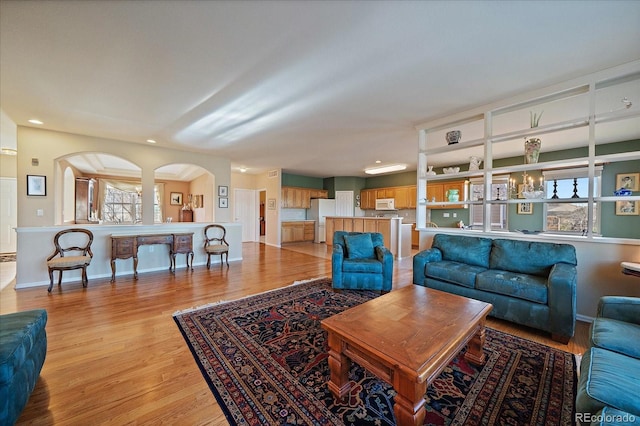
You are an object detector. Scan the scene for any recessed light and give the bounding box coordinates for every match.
[375,160,382,164]
[28,119,43,125]
[364,164,407,175]
[1,148,17,156]
[239,168,247,173]
[146,139,156,144]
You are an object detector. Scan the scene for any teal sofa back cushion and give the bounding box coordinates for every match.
[490,239,577,277]
[432,234,492,268]
[344,233,375,259]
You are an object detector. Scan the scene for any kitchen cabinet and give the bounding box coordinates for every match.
[281,221,315,243]
[359,185,417,210]
[325,217,391,250]
[281,187,327,208]
[359,189,376,210]
[426,180,466,209]
[411,223,420,248]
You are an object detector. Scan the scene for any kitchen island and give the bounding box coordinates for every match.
[325,217,406,258]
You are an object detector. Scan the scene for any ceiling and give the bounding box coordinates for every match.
[1,1,639,178]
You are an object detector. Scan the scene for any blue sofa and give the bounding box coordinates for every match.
[575,296,640,425]
[0,309,47,425]
[332,231,393,292]
[413,234,577,343]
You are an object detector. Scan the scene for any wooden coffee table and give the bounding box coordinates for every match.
[321,285,492,426]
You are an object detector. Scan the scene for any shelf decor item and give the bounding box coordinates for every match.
[426,166,437,176]
[447,189,460,202]
[524,111,543,164]
[446,130,461,145]
[442,167,460,174]
[468,156,482,171]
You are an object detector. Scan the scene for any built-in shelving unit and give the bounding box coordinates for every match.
[416,60,640,241]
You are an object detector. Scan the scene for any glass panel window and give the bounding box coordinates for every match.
[543,167,602,235]
[99,180,163,224]
[469,177,508,230]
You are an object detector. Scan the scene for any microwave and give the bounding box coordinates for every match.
[375,198,396,210]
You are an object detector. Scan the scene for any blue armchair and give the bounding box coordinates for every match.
[332,231,393,292]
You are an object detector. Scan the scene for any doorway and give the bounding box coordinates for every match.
[234,188,257,242]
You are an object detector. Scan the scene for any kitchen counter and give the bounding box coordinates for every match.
[325,217,406,258]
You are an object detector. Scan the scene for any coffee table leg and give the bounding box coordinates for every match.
[326,331,351,399]
[464,321,487,365]
[393,374,426,426]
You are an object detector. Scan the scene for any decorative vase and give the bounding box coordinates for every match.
[426,166,436,176]
[524,138,541,164]
[446,130,462,145]
[447,189,459,202]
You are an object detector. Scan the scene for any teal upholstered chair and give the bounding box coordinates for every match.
[332,231,393,292]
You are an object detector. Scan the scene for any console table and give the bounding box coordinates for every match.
[110,233,194,282]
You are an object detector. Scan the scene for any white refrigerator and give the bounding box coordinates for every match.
[307,199,336,243]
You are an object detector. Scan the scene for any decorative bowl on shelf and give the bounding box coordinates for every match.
[614,187,632,196]
[522,190,544,199]
[442,167,460,174]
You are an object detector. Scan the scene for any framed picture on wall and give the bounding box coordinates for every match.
[616,200,638,216]
[170,192,183,205]
[219,197,228,208]
[517,202,533,215]
[26,175,46,196]
[616,173,639,191]
[218,185,228,197]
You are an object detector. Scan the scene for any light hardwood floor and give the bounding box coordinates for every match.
[1,242,589,425]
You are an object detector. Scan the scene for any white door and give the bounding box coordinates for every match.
[0,178,17,253]
[234,189,257,242]
[335,191,354,217]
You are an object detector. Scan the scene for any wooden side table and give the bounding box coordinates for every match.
[172,233,194,272]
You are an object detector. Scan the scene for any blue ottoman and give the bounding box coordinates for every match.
[0,309,47,425]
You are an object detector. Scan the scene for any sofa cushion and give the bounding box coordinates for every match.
[342,258,383,274]
[576,347,640,417]
[490,239,577,277]
[0,309,48,387]
[476,270,548,304]
[590,318,640,360]
[432,234,492,268]
[344,234,374,259]
[425,261,486,289]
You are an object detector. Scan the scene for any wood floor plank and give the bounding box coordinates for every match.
[1,242,588,425]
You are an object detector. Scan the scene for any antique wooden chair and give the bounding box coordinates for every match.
[203,224,229,268]
[46,228,94,292]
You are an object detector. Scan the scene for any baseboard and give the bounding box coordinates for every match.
[577,313,595,323]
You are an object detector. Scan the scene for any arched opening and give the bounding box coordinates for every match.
[155,163,215,223]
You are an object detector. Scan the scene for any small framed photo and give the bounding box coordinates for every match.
[218,185,228,197]
[517,184,526,199]
[267,198,276,210]
[517,202,533,215]
[170,192,183,205]
[26,175,46,196]
[616,200,638,216]
[616,173,639,191]
[219,197,228,208]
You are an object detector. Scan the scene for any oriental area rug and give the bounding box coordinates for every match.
[173,278,577,425]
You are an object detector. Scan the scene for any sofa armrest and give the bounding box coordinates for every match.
[597,296,640,325]
[332,244,344,287]
[547,262,578,339]
[375,246,394,291]
[412,248,442,286]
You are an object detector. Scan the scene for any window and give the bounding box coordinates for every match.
[99,179,164,224]
[469,176,509,230]
[543,167,602,235]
